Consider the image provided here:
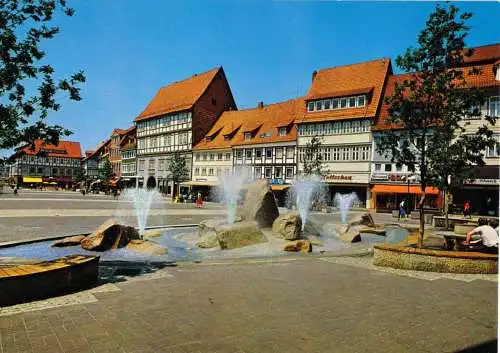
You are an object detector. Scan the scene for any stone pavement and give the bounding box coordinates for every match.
[0,256,497,353]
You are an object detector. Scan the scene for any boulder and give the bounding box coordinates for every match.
[238,180,279,227]
[272,212,302,240]
[215,221,267,249]
[81,219,140,251]
[52,235,86,247]
[302,219,322,237]
[199,218,226,238]
[196,233,219,248]
[126,239,167,256]
[338,230,361,243]
[283,240,312,253]
[349,213,375,228]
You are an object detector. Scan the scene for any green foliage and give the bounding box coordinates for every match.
[0,0,86,150]
[168,151,189,183]
[303,135,326,177]
[73,166,86,183]
[100,159,113,181]
[376,4,495,191]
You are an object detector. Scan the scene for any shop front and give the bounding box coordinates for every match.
[323,174,369,208]
[370,184,442,213]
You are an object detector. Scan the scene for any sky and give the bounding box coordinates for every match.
[15,0,500,154]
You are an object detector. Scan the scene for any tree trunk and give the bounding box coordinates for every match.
[444,189,449,230]
[418,191,426,248]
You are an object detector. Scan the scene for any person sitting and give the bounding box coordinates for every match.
[464,218,499,253]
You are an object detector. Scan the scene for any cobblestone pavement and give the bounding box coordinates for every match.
[0,256,497,353]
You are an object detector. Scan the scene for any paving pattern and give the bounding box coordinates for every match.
[0,256,497,353]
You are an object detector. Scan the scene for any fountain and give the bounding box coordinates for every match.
[334,192,359,224]
[216,171,249,224]
[117,187,164,237]
[288,175,326,231]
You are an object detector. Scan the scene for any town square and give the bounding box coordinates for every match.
[0,1,499,352]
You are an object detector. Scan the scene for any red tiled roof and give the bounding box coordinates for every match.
[135,68,221,122]
[19,140,82,159]
[373,60,500,132]
[463,43,500,64]
[194,99,304,150]
[298,58,391,123]
[85,139,110,160]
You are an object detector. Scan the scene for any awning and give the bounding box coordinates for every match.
[271,184,290,191]
[23,177,42,183]
[371,185,440,195]
[180,181,219,187]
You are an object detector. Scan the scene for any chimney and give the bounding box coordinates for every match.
[312,70,317,82]
[257,101,264,109]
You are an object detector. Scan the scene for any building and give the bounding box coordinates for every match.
[192,99,303,203]
[296,58,391,208]
[119,126,138,188]
[370,43,500,214]
[134,67,236,195]
[82,150,99,183]
[109,128,128,179]
[9,140,82,188]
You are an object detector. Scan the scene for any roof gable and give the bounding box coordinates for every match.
[18,140,82,159]
[135,67,221,122]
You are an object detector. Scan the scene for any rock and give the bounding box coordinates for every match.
[197,233,219,248]
[335,224,350,235]
[238,180,279,227]
[272,212,302,240]
[349,212,375,228]
[302,219,322,237]
[142,229,163,238]
[199,218,226,237]
[52,235,86,247]
[126,239,167,255]
[339,230,361,243]
[283,240,312,253]
[215,221,267,249]
[81,219,140,251]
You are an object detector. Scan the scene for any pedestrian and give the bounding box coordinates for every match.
[399,199,406,220]
[196,192,203,208]
[463,200,471,218]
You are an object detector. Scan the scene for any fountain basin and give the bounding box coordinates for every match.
[373,244,498,274]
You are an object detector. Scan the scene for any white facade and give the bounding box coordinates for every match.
[192,149,233,184]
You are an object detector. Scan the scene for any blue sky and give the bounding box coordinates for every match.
[29,1,500,153]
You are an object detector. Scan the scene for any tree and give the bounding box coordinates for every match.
[375,4,496,247]
[0,0,85,151]
[73,166,86,185]
[303,135,327,177]
[167,151,189,198]
[100,158,113,183]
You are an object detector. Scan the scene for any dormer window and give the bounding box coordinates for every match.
[357,96,365,107]
[307,95,366,112]
[278,127,287,136]
[205,136,212,142]
[224,135,230,141]
[244,132,252,140]
[308,102,315,111]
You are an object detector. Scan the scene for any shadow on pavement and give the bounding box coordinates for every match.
[454,339,497,353]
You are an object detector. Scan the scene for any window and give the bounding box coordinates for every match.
[384,164,392,172]
[340,98,347,108]
[208,168,214,176]
[265,148,273,159]
[308,102,315,112]
[489,96,499,117]
[332,99,339,109]
[158,159,165,171]
[195,154,200,161]
[487,140,500,157]
[194,168,199,176]
[37,167,43,174]
[396,165,403,172]
[225,152,231,160]
[217,153,223,161]
[348,97,356,108]
[333,147,340,161]
[465,105,481,119]
[352,146,359,160]
[236,150,243,159]
[244,132,252,140]
[210,153,215,161]
[254,167,262,179]
[52,168,58,175]
[211,97,217,106]
[324,100,331,110]
[216,168,222,177]
[278,127,287,136]
[275,148,283,159]
[286,147,294,159]
[202,153,208,161]
[357,96,365,107]
[361,146,370,161]
[264,167,272,178]
[375,164,381,171]
[285,167,294,179]
[255,149,262,158]
[148,159,155,170]
[29,166,35,174]
[139,160,145,171]
[274,167,282,178]
[245,149,252,159]
[316,101,322,111]
[201,168,207,176]
[342,147,349,161]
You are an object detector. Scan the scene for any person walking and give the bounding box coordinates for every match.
[399,199,406,220]
[463,200,471,218]
[195,192,203,208]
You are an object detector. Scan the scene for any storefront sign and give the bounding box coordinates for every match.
[270,178,284,185]
[466,178,500,186]
[371,173,389,181]
[324,174,353,181]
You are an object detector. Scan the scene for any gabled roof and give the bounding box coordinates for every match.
[463,43,500,64]
[16,140,82,159]
[118,126,136,147]
[194,99,304,150]
[84,139,110,160]
[135,67,222,122]
[298,58,391,123]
